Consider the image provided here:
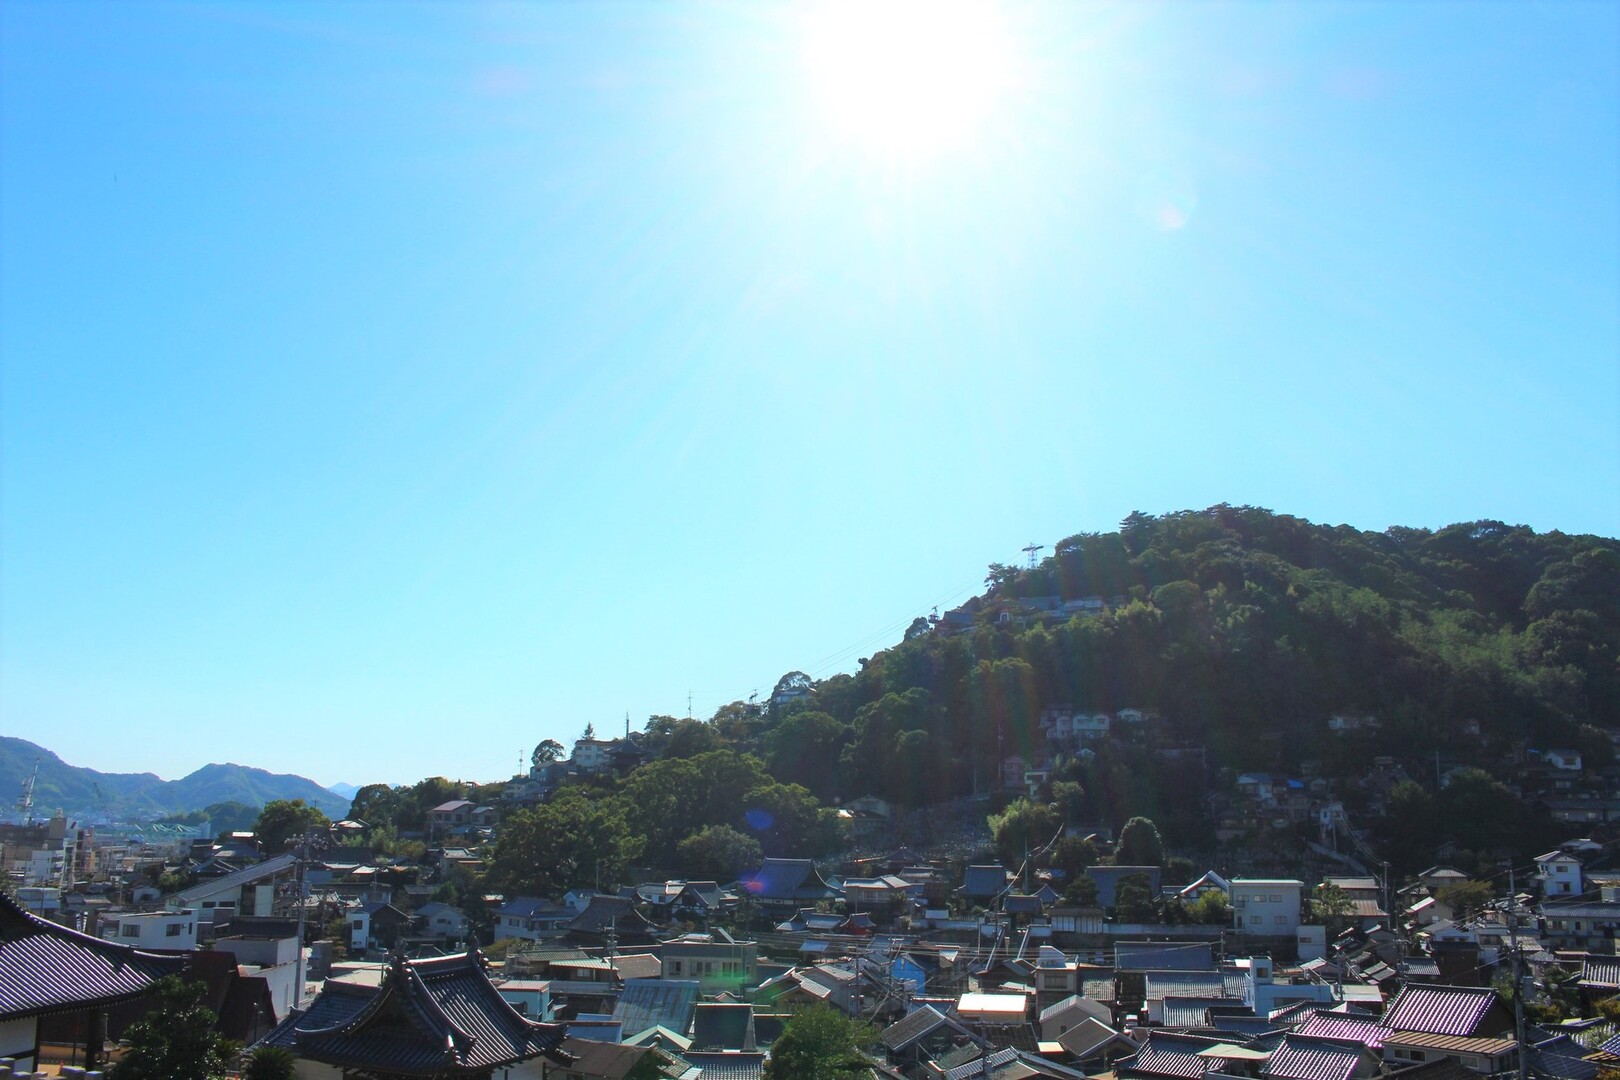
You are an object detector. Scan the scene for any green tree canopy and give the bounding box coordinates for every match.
[1116,816,1165,867]
[484,788,641,896]
[252,799,330,854]
[676,824,763,881]
[761,1005,875,1080]
[109,976,235,1080]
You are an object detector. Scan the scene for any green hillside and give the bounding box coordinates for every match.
[0,736,350,821]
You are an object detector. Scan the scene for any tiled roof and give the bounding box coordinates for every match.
[961,865,1013,898]
[740,859,837,902]
[679,1050,767,1079]
[1146,971,1230,1000]
[1583,956,1620,990]
[1379,984,1503,1037]
[1267,1035,1366,1080]
[880,1004,962,1050]
[1294,1010,1387,1049]
[614,978,699,1040]
[568,895,655,933]
[1162,996,1245,1029]
[262,951,568,1073]
[1384,1057,1485,1080]
[1059,1016,1133,1060]
[0,892,186,1019]
[1119,1030,1231,1078]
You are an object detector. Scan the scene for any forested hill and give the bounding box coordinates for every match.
[749,507,1619,838]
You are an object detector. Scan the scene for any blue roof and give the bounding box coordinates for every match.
[613,978,699,1040]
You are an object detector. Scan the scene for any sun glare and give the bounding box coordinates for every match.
[803,0,1017,162]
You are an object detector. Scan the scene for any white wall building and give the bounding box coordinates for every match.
[1231,878,1304,936]
[107,908,199,950]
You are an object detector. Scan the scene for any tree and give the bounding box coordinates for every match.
[1436,879,1496,921]
[1050,835,1098,880]
[582,722,596,740]
[241,1046,296,1080]
[1116,816,1164,867]
[988,798,1061,869]
[1190,889,1232,925]
[762,1005,875,1079]
[1311,883,1355,935]
[531,739,563,768]
[484,789,642,896]
[252,799,330,854]
[110,975,235,1080]
[676,825,763,881]
[1114,873,1157,923]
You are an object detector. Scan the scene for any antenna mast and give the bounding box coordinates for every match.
[1022,542,1044,569]
[17,760,39,826]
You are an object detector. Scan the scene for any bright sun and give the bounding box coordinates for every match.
[802,0,1017,162]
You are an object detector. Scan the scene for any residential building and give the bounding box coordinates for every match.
[104,908,198,950]
[1231,878,1304,936]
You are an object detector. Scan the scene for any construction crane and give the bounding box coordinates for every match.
[16,760,39,826]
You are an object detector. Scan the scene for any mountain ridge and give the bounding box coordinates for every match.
[0,736,351,821]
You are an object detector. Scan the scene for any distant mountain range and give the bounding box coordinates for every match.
[0,736,351,822]
[326,782,361,801]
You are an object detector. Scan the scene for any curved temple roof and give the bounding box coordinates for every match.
[263,949,571,1075]
[0,891,187,1019]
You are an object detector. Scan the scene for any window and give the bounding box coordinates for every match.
[1270,894,1282,903]
[1249,915,1262,926]
[166,923,183,937]
[1275,916,1287,925]
[121,924,141,938]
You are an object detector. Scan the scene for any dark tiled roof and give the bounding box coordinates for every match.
[262,951,568,1074]
[692,1003,755,1051]
[960,865,1013,898]
[880,1004,957,1050]
[740,859,837,901]
[568,894,655,933]
[1379,984,1502,1037]
[0,891,186,1019]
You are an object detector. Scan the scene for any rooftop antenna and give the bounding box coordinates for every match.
[1022,542,1044,569]
[17,760,39,826]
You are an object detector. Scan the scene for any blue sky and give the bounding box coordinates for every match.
[3,1,1616,789]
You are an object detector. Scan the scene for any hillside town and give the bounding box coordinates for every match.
[9,719,1620,1080]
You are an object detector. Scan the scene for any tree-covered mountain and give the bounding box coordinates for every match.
[0,736,350,821]
[733,507,1619,862]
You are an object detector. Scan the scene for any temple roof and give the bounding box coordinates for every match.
[0,891,186,1020]
[261,950,569,1075]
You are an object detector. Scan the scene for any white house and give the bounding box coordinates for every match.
[105,908,198,950]
[1231,878,1304,936]
[1536,850,1584,898]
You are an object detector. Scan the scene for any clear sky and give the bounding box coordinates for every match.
[3,1,1616,789]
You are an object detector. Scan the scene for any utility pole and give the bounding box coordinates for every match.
[294,832,309,1011]
[1508,864,1527,1080]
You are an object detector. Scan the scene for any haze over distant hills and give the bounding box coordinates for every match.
[0,736,350,821]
